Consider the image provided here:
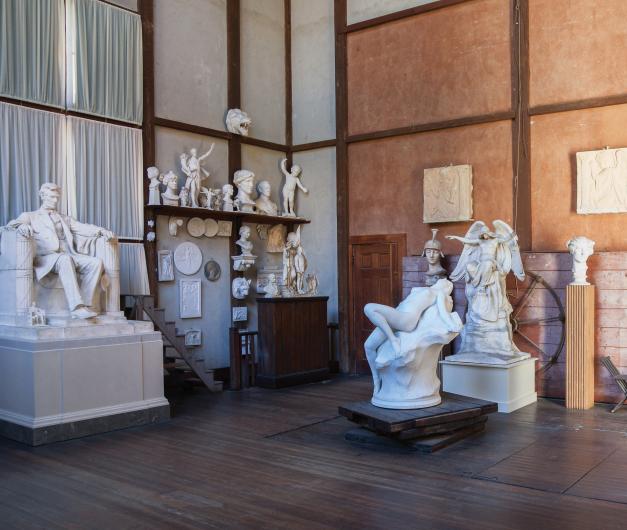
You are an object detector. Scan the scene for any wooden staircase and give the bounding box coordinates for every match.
[131,295,223,392]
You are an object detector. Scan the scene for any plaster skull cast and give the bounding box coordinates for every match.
[446,220,528,365]
[280,158,308,217]
[566,236,595,285]
[5,183,118,320]
[422,228,447,286]
[146,166,161,206]
[180,145,215,208]
[233,170,256,213]
[363,279,462,409]
[225,108,252,136]
[232,277,252,300]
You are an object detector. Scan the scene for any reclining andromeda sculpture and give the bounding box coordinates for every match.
[363,279,462,409]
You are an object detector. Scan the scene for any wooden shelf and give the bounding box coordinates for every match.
[146,205,310,225]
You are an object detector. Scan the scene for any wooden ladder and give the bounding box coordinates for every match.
[132,295,223,392]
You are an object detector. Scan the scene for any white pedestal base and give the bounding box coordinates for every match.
[441,357,537,413]
[0,320,169,445]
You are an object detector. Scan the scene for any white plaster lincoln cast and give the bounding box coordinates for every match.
[4,183,119,320]
[364,279,462,409]
[422,228,447,286]
[233,170,256,213]
[566,236,595,285]
[280,158,308,217]
[446,220,528,364]
[225,108,252,136]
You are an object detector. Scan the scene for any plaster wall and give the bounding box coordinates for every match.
[241,0,286,144]
[291,0,335,144]
[346,0,511,135]
[154,0,228,131]
[347,0,438,25]
[348,120,514,256]
[155,127,231,369]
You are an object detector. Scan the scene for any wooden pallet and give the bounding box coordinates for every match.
[339,393,497,453]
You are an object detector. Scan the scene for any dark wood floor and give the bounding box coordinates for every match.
[2,376,627,529]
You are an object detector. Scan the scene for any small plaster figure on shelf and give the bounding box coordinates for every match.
[225,109,252,136]
[222,184,234,212]
[160,171,180,206]
[179,186,190,207]
[255,180,278,216]
[233,170,256,213]
[422,229,447,286]
[280,158,308,217]
[232,225,256,271]
[566,236,595,285]
[264,273,280,298]
[147,166,161,206]
[180,145,215,208]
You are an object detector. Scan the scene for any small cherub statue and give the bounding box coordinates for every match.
[236,225,254,257]
[280,158,308,217]
[422,229,447,286]
[222,184,234,212]
[566,236,595,285]
[147,166,161,205]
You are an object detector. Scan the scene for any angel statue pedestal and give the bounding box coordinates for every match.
[0,184,169,445]
[440,220,537,413]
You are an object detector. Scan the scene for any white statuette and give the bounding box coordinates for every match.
[280,158,307,217]
[566,236,595,285]
[174,242,203,275]
[147,166,161,206]
[225,109,252,136]
[157,250,174,282]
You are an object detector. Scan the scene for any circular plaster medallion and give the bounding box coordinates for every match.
[187,217,205,238]
[174,242,203,275]
[204,218,219,238]
[204,259,221,282]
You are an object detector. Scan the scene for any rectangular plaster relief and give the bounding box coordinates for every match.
[423,164,473,223]
[576,148,627,214]
[179,279,201,319]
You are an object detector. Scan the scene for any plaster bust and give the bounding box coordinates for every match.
[566,236,595,285]
[255,180,278,216]
[422,228,446,286]
[233,170,256,213]
[236,225,254,256]
[232,277,252,299]
[147,166,161,206]
[222,184,234,212]
[225,109,252,136]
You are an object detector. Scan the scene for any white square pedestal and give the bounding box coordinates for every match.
[440,357,537,413]
[0,320,169,445]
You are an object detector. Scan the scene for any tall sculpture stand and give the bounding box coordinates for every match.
[566,284,595,409]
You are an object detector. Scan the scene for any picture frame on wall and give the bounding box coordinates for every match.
[179,279,202,318]
[157,250,175,282]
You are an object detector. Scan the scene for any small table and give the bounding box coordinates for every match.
[256,296,329,388]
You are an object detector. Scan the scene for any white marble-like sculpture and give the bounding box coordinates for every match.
[423,164,473,223]
[306,274,319,295]
[147,166,161,206]
[179,187,190,208]
[157,250,174,282]
[180,145,215,209]
[422,228,447,286]
[264,274,280,298]
[160,171,180,206]
[225,108,252,136]
[222,184,234,212]
[280,159,308,217]
[255,180,278,216]
[174,242,203,275]
[577,148,627,214]
[232,306,248,322]
[364,279,462,409]
[146,231,156,242]
[168,217,184,236]
[4,183,119,320]
[179,279,201,318]
[232,277,252,299]
[232,225,256,271]
[28,304,46,326]
[282,227,316,296]
[184,329,202,347]
[446,220,528,364]
[566,236,595,285]
[267,224,287,253]
[233,170,256,213]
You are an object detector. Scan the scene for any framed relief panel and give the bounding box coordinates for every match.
[179,279,202,318]
[157,250,174,282]
[423,164,473,223]
[576,148,627,214]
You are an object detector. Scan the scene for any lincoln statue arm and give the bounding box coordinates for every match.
[69,217,115,241]
[6,213,33,237]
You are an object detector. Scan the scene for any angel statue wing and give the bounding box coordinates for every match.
[449,221,486,282]
[493,219,525,281]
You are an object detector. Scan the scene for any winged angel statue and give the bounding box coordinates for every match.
[445,220,530,364]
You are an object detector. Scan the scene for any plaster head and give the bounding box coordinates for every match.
[422,228,444,263]
[233,170,255,194]
[257,180,271,197]
[190,147,198,157]
[39,182,61,210]
[239,225,251,239]
[232,277,252,299]
[566,236,595,263]
[291,164,302,176]
[147,166,160,179]
[226,108,252,136]
[222,183,233,196]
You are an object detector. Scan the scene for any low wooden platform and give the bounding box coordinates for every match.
[339,393,498,452]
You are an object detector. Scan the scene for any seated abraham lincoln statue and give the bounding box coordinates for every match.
[4,183,119,320]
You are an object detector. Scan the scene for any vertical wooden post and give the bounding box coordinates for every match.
[566,284,595,409]
[335,0,350,372]
[284,0,293,167]
[229,327,242,391]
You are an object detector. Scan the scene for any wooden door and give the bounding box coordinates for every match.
[349,234,406,374]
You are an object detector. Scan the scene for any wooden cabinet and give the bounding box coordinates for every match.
[256,296,329,388]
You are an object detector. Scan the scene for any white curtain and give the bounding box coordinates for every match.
[0,0,65,107]
[67,116,143,240]
[66,0,143,124]
[0,102,67,226]
[119,243,150,295]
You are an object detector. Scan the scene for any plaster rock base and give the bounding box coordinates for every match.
[0,321,169,445]
[441,357,537,413]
